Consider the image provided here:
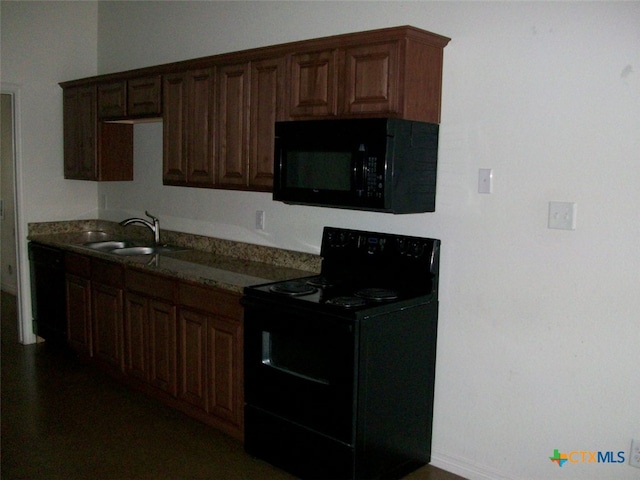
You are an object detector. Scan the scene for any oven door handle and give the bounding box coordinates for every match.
[261,359,330,386]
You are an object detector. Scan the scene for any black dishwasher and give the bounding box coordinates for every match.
[28,242,67,344]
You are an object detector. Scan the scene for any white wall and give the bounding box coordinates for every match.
[3,1,639,479]
[1,1,99,343]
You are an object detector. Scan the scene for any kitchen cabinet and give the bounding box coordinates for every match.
[249,56,284,190]
[163,69,216,186]
[91,259,125,371]
[288,48,338,118]
[124,269,177,395]
[65,252,92,356]
[216,61,250,188]
[98,76,162,119]
[61,25,449,186]
[63,85,134,181]
[287,31,448,122]
[178,281,244,439]
[53,250,244,440]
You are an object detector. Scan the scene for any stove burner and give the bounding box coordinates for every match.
[355,287,399,302]
[306,276,334,288]
[270,281,318,296]
[326,296,368,308]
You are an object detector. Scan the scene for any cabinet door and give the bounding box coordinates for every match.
[92,282,124,370]
[177,308,208,410]
[163,73,188,184]
[342,41,400,115]
[207,315,243,429]
[217,62,249,188]
[187,69,216,185]
[63,89,80,178]
[63,85,99,180]
[288,49,338,118]
[77,85,98,180]
[97,81,126,118]
[148,299,177,396]
[163,69,215,186]
[124,292,148,382]
[128,76,162,117]
[66,274,92,356]
[249,57,284,190]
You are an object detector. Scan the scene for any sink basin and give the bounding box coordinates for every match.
[80,240,189,256]
[111,245,189,256]
[83,240,135,251]
[111,246,156,256]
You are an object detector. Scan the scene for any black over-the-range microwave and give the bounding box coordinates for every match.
[273,118,440,214]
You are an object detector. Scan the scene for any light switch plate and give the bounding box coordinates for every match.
[478,168,493,194]
[548,201,577,230]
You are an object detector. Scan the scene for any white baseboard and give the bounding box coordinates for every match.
[430,452,517,480]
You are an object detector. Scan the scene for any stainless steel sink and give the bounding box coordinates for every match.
[83,240,135,251]
[81,239,189,256]
[110,245,189,256]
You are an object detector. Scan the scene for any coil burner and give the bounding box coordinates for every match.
[269,281,318,296]
[355,288,399,302]
[325,296,368,308]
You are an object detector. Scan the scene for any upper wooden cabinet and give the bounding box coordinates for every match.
[63,85,133,181]
[288,49,338,118]
[98,76,162,119]
[287,30,449,122]
[60,26,449,187]
[163,69,216,186]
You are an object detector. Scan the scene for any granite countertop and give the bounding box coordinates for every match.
[28,221,321,294]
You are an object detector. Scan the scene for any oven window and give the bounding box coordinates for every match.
[262,331,331,385]
[286,151,352,191]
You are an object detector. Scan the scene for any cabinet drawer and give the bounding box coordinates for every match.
[178,282,242,320]
[91,259,124,287]
[65,252,91,277]
[125,268,177,301]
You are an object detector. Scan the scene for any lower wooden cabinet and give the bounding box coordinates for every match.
[65,253,92,356]
[178,281,244,439]
[63,256,244,440]
[125,291,178,395]
[91,260,125,371]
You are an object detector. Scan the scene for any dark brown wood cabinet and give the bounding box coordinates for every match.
[163,69,216,186]
[178,281,244,439]
[287,31,449,123]
[61,26,449,188]
[91,259,125,371]
[249,56,284,190]
[288,48,338,118]
[65,253,92,356]
[216,61,250,188]
[63,84,134,181]
[342,41,400,116]
[98,76,162,119]
[124,269,177,395]
[59,253,243,440]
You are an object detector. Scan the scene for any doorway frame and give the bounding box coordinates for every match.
[2,83,36,345]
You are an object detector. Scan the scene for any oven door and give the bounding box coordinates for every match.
[243,298,357,444]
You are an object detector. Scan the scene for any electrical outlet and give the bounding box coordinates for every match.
[255,210,265,230]
[548,201,577,230]
[631,438,640,468]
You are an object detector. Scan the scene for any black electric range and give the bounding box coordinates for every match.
[242,227,441,480]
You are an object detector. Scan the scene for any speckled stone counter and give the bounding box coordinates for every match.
[28,220,321,293]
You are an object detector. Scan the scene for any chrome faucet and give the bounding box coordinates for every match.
[119,211,160,245]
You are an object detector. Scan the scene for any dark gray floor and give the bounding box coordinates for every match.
[1,291,464,480]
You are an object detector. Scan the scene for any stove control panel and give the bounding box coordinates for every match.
[321,226,440,276]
